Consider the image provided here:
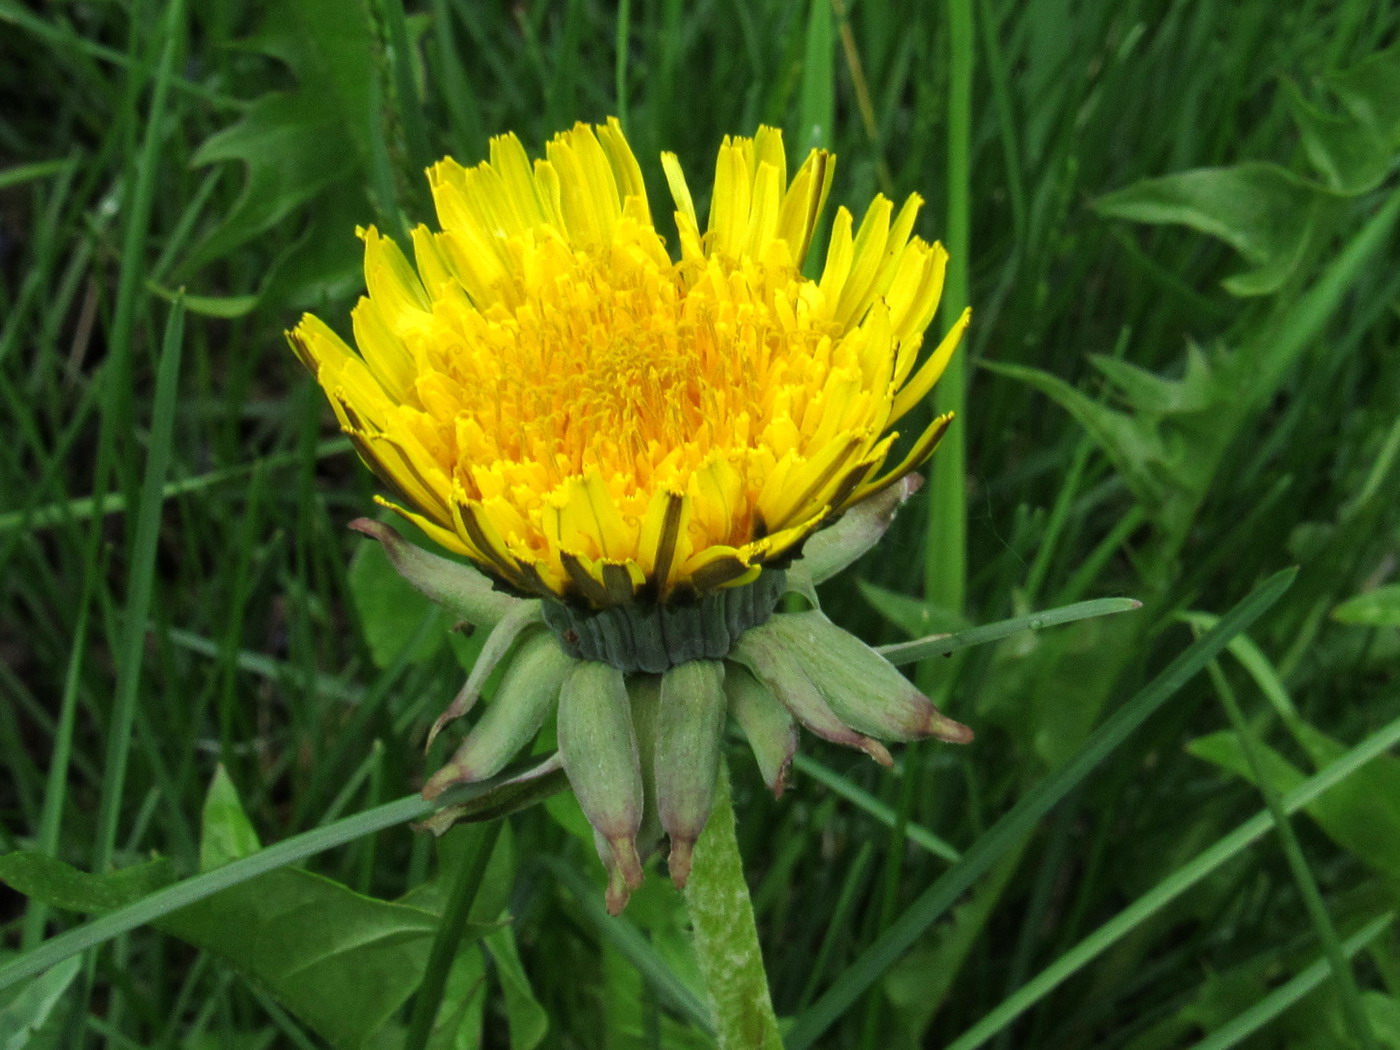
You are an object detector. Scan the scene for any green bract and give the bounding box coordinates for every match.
[364,472,972,914]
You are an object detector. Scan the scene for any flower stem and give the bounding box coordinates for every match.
[403,820,503,1050]
[684,760,782,1050]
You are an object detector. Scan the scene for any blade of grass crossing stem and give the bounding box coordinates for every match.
[941,711,1400,1050]
[786,568,1297,1050]
[0,793,435,992]
[1205,659,1378,1049]
[93,297,186,875]
[878,597,1141,665]
[925,0,973,617]
[403,821,504,1050]
[1188,915,1394,1050]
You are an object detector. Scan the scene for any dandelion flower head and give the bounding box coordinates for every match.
[289,119,968,608]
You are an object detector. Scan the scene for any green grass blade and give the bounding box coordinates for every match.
[1205,659,1378,1049]
[924,0,973,615]
[0,438,349,534]
[792,753,960,862]
[942,709,1400,1050]
[93,296,186,874]
[786,568,1296,1050]
[878,597,1141,665]
[1187,914,1394,1050]
[798,0,835,153]
[21,595,94,949]
[614,0,632,129]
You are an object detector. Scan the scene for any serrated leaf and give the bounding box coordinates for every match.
[1094,163,1321,296]
[188,0,377,268]
[1332,584,1400,627]
[980,360,1171,508]
[1328,42,1400,147]
[191,90,357,266]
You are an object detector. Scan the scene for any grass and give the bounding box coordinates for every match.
[2,0,1400,1047]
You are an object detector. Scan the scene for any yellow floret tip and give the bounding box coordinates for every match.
[288,118,967,607]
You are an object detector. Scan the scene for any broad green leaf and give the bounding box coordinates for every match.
[1093,163,1321,296]
[0,853,175,913]
[200,765,263,872]
[157,865,441,1048]
[1188,728,1400,875]
[348,535,447,668]
[0,955,80,1050]
[1332,584,1400,627]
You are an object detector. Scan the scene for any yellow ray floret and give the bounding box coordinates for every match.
[288,118,968,608]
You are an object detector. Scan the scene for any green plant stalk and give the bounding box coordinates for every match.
[684,761,781,1050]
[403,820,504,1050]
[925,0,973,617]
[1205,660,1378,1050]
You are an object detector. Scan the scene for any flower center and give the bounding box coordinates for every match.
[541,568,789,672]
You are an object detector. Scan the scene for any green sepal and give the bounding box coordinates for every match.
[656,660,727,887]
[627,674,666,867]
[556,660,644,913]
[724,664,798,796]
[798,473,923,584]
[422,631,573,799]
[730,623,893,766]
[428,601,545,751]
[765,611,973,744]
[416,754,568,836]
[350,518,522,627]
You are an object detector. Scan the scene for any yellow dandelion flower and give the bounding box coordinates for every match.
[289,118,968,610]
[289,120,973,913]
